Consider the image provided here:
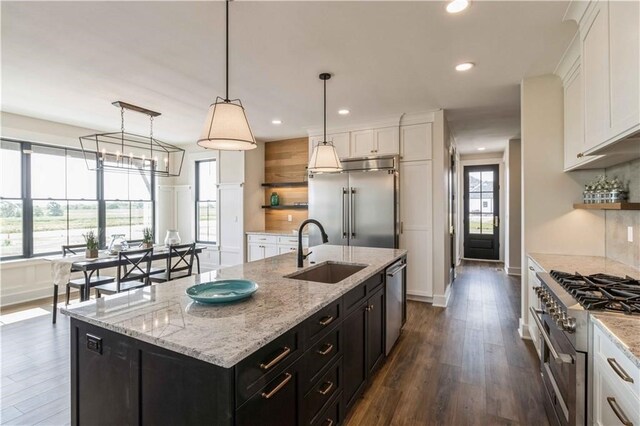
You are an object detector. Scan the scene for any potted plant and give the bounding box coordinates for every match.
[83,230,99,259]
[142,227,154,248]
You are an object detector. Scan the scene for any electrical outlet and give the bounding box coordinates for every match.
[288,214,293,222]
[628,226,634,243]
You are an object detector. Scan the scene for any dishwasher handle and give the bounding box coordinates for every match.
[387,263,407,277]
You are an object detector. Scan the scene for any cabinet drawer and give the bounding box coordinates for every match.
[343,284,367,314]
[594,358,640,426]
[302,358,342,425]
[305,300,341,346]
[593,323,640,399]
[236,327,302,407]
[311,392,342,426]
[277,236,308,246]
[301,325,342,392]
[248,234,278,244]
[365,272,384,293]
[236,369,299,426]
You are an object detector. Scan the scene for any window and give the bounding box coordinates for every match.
[0,141,23,257]
[104,168,154,241]
[195,160,217,244]
[0,139,155,260]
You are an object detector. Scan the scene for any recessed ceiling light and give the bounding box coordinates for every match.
[446,0,469,14]
[338,109,350,115]
[455,62,475,71]
[477,147,486,151]
[271,119,282,125]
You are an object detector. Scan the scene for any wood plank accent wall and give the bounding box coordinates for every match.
[264,137,309,232]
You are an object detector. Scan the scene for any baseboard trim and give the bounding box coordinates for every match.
[518,317,532,340]
[406,293,432,303]
[432,285,452,308]
[461,258,503,263]
[506,267,521,276]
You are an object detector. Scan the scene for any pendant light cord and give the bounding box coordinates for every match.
[225,0,230,102]
[323,78,327,144]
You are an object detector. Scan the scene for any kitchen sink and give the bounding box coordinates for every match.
[285,261,367,284]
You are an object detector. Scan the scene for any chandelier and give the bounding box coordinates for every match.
[79,101,185,176]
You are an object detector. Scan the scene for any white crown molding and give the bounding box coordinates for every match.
[562,0,591,26]
[306,113,403,136]
[554,32,581,80]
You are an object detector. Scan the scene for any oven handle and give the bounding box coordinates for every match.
[529,307,574,365]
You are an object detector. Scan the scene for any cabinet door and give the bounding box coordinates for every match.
[526,261,542,358]
[563,66,587,170]
[366,286,385,376]
[248,243,264,262]
[350,130,374,157]
[609,0,640,139]
[329,132,350,160]
[342,300,367,411]
[400,123,432,161]
[400,229,432,298]
[582,2,610,150]
[236,370,299,426]
[264,244,279,259]
[374,127,399,156]
[593,361,640,426]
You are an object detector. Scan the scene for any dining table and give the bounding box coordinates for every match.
[48,245,207,301]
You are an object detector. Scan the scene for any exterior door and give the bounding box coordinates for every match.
[463,165,499,260]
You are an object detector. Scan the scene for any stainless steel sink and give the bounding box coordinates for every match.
[285,262,367,284]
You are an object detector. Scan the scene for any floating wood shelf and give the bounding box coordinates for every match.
[261,205,308,210]
[573,202,640,210]
[261,182,308,188]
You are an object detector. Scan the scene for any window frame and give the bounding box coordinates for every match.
[194,159,217,245]
[0,138,156,260]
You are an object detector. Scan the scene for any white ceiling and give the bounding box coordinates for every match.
[1,1,575,154]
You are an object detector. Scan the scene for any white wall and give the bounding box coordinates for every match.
[505,139,522,275]
[519,74,604,337]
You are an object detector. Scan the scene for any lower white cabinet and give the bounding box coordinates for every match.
[592,322,640,426]
[247,233,309,262]
[526,257,543,358]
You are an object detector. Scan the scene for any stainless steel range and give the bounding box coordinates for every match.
[531,270,640,426]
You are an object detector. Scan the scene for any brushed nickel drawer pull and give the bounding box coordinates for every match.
[317,381,334,395]
[607,358,634,383]
[260,346,291,371]
[261,373,292,399]
[319,315,334,326]
[323,419,334,426]
[606,397,633,426]
[317,343,334,356]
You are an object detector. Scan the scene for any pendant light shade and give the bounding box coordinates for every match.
[308,73,342,173]
[198,0,256,151]
[198,98,256,151]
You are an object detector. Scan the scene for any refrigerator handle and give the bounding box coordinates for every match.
[341,188,348,239]
[350,188,356,238]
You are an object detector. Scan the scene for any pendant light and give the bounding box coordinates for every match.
[308,73,343,172]
[198,0,256,151]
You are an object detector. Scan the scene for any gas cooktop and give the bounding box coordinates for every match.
[549,270,640,314]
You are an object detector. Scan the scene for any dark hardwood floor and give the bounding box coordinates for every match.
[0,261,547,425]
[345,261,549,426]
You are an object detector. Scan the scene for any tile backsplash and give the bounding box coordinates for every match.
[604,158,640,269]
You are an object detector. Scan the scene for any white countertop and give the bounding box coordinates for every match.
[528,253,639,279]
[62,245,406,368]
[246,230,306,237]
[591,313,640,368]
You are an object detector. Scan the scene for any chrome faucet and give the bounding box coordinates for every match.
[297,219,328,267]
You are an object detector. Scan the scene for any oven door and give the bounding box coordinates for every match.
[529,307,584,426]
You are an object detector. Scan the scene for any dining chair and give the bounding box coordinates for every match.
[94,247,154,297]
[52,244,115,324]
[150,243,196,283]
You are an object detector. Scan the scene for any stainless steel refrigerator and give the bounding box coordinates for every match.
[308,156,399,248]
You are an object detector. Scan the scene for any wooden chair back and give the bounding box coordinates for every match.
[116,247,154,292]
[166,243,196,281]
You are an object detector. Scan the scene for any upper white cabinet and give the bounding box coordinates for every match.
[350,127,399,157]
[350,129,374,157]
[580,0,640,154]
[309,132,349,160]
[400,123,432,161]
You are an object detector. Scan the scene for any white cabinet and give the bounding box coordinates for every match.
[592,321,640,426]
[246,233,308,262]
[309,132,350,160]
[400,123,432,161]
[400,160,433,299]
[350,127,399,157]
[526,258,543,358]
[581,0,640,154]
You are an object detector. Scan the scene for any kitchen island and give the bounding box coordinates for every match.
[62,245,406,426]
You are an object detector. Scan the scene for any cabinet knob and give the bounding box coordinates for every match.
[577,152,584,158]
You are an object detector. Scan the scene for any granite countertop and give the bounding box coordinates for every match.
[528,253,640,279]
[246,230,305,237]
[62,245,406,368]
[591,313,640,368]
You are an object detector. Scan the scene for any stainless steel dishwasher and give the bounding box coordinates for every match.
[385,258,406,354]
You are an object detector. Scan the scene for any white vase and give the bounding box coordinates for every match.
[164,230,181,246]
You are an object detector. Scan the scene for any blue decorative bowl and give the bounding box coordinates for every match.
[185,280,258,304]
